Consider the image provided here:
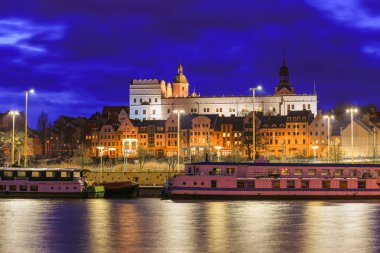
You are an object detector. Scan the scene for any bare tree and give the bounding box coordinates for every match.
[136,146,150,170]
[163,155,177,171]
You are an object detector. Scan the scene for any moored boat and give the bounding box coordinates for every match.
[0,168,104,198]
[101,181,139,198]
[162,161,380,200]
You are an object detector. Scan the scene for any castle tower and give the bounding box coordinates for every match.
[160,80,167,97]
[274,59,294,95]
[166,82,172,97]
[172,64,189,97]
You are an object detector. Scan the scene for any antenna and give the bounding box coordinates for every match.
[313,80,317,94]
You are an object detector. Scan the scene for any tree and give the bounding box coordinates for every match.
[37,111,48,157]
[136,146,150,170]
[163,155,177,171]
[329,140,344,163]
[0,130,31,165]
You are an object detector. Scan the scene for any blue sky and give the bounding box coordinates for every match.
[1,0,380,128]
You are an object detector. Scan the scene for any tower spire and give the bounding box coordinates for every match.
[313,80,317,94]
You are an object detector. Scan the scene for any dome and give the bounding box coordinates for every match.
[173,64,188,83]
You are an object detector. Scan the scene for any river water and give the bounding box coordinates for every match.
[0,198,379,253]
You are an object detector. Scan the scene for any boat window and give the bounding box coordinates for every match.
[349,170,357,177]
[272,180,280,188]
[31,171,41,177]
[19,185,27,191]
[193,182,197,186]
[301,180,309,188]
[237,181,245,188]
[287,180,295,188]
[212,168,222,175]
[0,185,5,191]
[281,168,289,176]
[4,171,13,177]
[247,181,255,188]
[30,186,38,192]
[322,180,331,188]
[294,169,302,176]
[269,169,279,177]
[211,180,217,188]
[73,172,81,178]
[9,185,17,191]
[375,170,380,177]
[46,171,55,178]
[308,169,316,176]
[339,181,348,189]
[17,171,26,177]
[187,167,192,174]
[60,171,70,178]
[182,182,186,185]
[334,169,343,177]
[226,168,235,175]
[358,181,366,189]
[321,169,329,176]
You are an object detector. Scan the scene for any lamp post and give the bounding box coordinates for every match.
[346,107,358,163]
[173,109,184,172]
[9,110,19,165]
[215,146,222,162]
[24,88,35,167]
[311,145,319,162]
[97,146,104,182]
[249,85,262,161]
[324,114,334,162]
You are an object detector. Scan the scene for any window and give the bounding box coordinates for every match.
[334,169,343,177]
[153,110,156,115]
[287,180,295,188]
[134,98,136,103]
[281,168,289,176]
[17,171,26,177]
[237,181,245,188]
[46,172,55,178]
[143,110,146,115]
[322,169,329,176]
[19,185,28,191]
[339,181,348,189]
[301,180,309,188]
[135,110,138,115]
[155,98,158,102]
[308,169,316,176]
[4,171,13,177]
[272,180,281,188]
[31,171,41,178]
[349,170,357,177]
[247,181,255,188]
[59,172,70,179]
[0,185,5,191]
[211,180,217,188]
[294,169,302,176]
[322,180,331,188]
[168,109,171,113]
[9,185,17,191]
[358,181,366,189]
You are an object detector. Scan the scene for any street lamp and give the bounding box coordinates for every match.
[249,85,262,160]
[173,109,184,172]
[97,146,104,182]
[311,145,319,162]
[346,107,358,163]
[215,146,222,162]
[324,114,334,162]
[24,88,35,167]
[9,110,19,165]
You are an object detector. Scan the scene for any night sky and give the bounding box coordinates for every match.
[1,0,380,128]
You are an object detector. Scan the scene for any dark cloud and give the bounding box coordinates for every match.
[0,0,380,127]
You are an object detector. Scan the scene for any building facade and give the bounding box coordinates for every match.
[130,63,318,121]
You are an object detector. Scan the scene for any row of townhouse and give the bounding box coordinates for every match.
[88,107,339,160]
[5,105,379,162]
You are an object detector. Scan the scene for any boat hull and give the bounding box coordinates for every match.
[102,181,138,198]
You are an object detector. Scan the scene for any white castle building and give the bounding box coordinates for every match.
[129,62,317,120]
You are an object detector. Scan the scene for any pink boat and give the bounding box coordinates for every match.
[162,161,380,200]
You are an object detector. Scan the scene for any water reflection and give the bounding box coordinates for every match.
[0,199,379,252]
